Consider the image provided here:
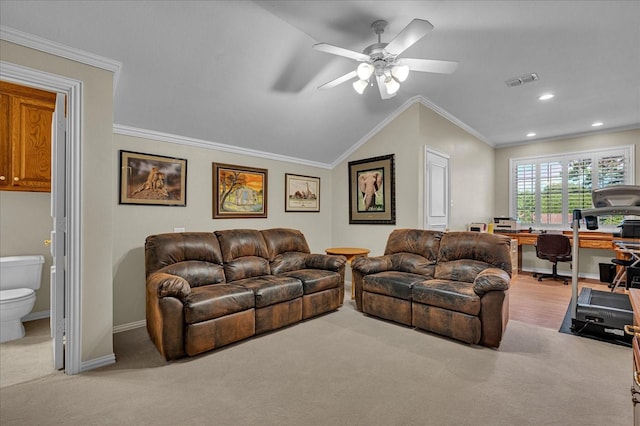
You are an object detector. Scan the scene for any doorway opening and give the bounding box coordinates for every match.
[1,60,83,375]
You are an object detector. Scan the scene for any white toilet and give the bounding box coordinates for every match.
[0,255,44,343]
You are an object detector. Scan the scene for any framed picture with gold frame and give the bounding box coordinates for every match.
[119,150,187,206]
[212,162,268,219]
[348,154,395,224]
[285,173,320,212]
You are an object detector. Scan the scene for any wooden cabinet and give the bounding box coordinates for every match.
[0,81,56,192]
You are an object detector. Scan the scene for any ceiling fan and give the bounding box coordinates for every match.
[313,19,458,99]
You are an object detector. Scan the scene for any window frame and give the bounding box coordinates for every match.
[509,145,635,231]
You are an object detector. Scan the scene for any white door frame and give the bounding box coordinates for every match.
[1,61,83,375]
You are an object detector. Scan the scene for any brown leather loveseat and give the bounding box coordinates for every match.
[351,229,512,348]
[145,228,346,360]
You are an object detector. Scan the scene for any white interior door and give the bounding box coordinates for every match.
[424,148,450,231]
[50,92,66,370]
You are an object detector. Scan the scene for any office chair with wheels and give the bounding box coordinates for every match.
[534,233,572,285]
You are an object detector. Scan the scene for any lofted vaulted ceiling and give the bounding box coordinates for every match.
[1,1,638,167]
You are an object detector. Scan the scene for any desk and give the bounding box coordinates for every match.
[325,247,370,300]
[500,231,614,272]
[613,239,640,289]
[626,289,640,424]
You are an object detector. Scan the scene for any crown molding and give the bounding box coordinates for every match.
[330,95,490,169]
[415,96,492,146]
[113,124,333,170]
[496,124,640,149]
[0,25,122,93]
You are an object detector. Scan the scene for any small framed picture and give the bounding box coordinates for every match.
[212,162,268,219]
[119,150,187,206]
[348,154,395,224]
[285,173,320,212]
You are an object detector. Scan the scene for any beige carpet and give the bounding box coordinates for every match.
[0,299,632,426]
[0,319,55,388]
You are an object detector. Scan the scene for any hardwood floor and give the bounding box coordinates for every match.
[509,272,626,329]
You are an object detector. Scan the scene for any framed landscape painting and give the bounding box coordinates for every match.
[348,154,395,224]
[119,150,187,206]
[212,162,268,219]
[285,173,320,212]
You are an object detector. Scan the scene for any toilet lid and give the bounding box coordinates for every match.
[0,288,35,303]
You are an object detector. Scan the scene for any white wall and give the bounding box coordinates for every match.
[0,191,51,314]
[494,128,640,277]
[331,102,496,258]
[112,134,334,327]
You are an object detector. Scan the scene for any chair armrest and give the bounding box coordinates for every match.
[473,268,511,295]
[351,256,393,274]
[306,253,347,271]
[147,272,192,300]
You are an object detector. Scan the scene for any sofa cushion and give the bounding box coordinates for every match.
[384,229,442,260]
[261,228,310,260]
[232,275,303,308]
[412,280,480,316]
[435,259,493,283]
[280,269,341,294]
[215,229,269,262]
[389,253,436,277]
[363,271,427,300]
[145,232,223,277]
[184,284,255,324]
[224,256,270,282]
[159,260,226,288]
[269,252,308,274]
[436,231,512,276]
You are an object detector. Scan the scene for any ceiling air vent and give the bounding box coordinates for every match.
[505,73,538,87]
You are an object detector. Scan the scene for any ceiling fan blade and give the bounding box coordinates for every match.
[396,58,459,74]
[313,43,370,62]
[318,70,358,90]
[376,75,396,100]
[385,19,434,56]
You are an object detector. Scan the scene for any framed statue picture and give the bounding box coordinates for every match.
[285,173,320,212]
[212,162,268,219]
[348,154,395,224]
[119,150,187,206]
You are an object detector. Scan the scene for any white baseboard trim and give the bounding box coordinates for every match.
[81,353,116,372]
[113,319,146,334]
[23,310,50,322]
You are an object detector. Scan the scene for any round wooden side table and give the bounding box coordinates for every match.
[325,247,370,299]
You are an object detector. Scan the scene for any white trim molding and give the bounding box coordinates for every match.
[23,310,50,322]
[113,320,146,334]
[1,60,86,375]
[0,25,122,93]
[81,354,116,373]
[331,95,491,168]
[113,124,332,170]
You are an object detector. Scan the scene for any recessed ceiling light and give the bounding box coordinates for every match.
[526,132,536,137]
[592,121,604,127]
[538,93,554,101]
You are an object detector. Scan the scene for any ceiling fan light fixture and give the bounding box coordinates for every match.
[391,65,410,82]
[357,63,374,80]
[385,76,400,95]
[353,79,368,94]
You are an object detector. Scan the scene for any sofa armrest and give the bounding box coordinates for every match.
[147,272,192,300]
[473,268,511,296]
[351,256,393,274]
[306,253,347,271]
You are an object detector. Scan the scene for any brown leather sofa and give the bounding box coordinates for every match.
[351,229,512,348]
[145,228,346,360]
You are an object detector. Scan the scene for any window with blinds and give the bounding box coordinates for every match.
[510,146,634,229]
